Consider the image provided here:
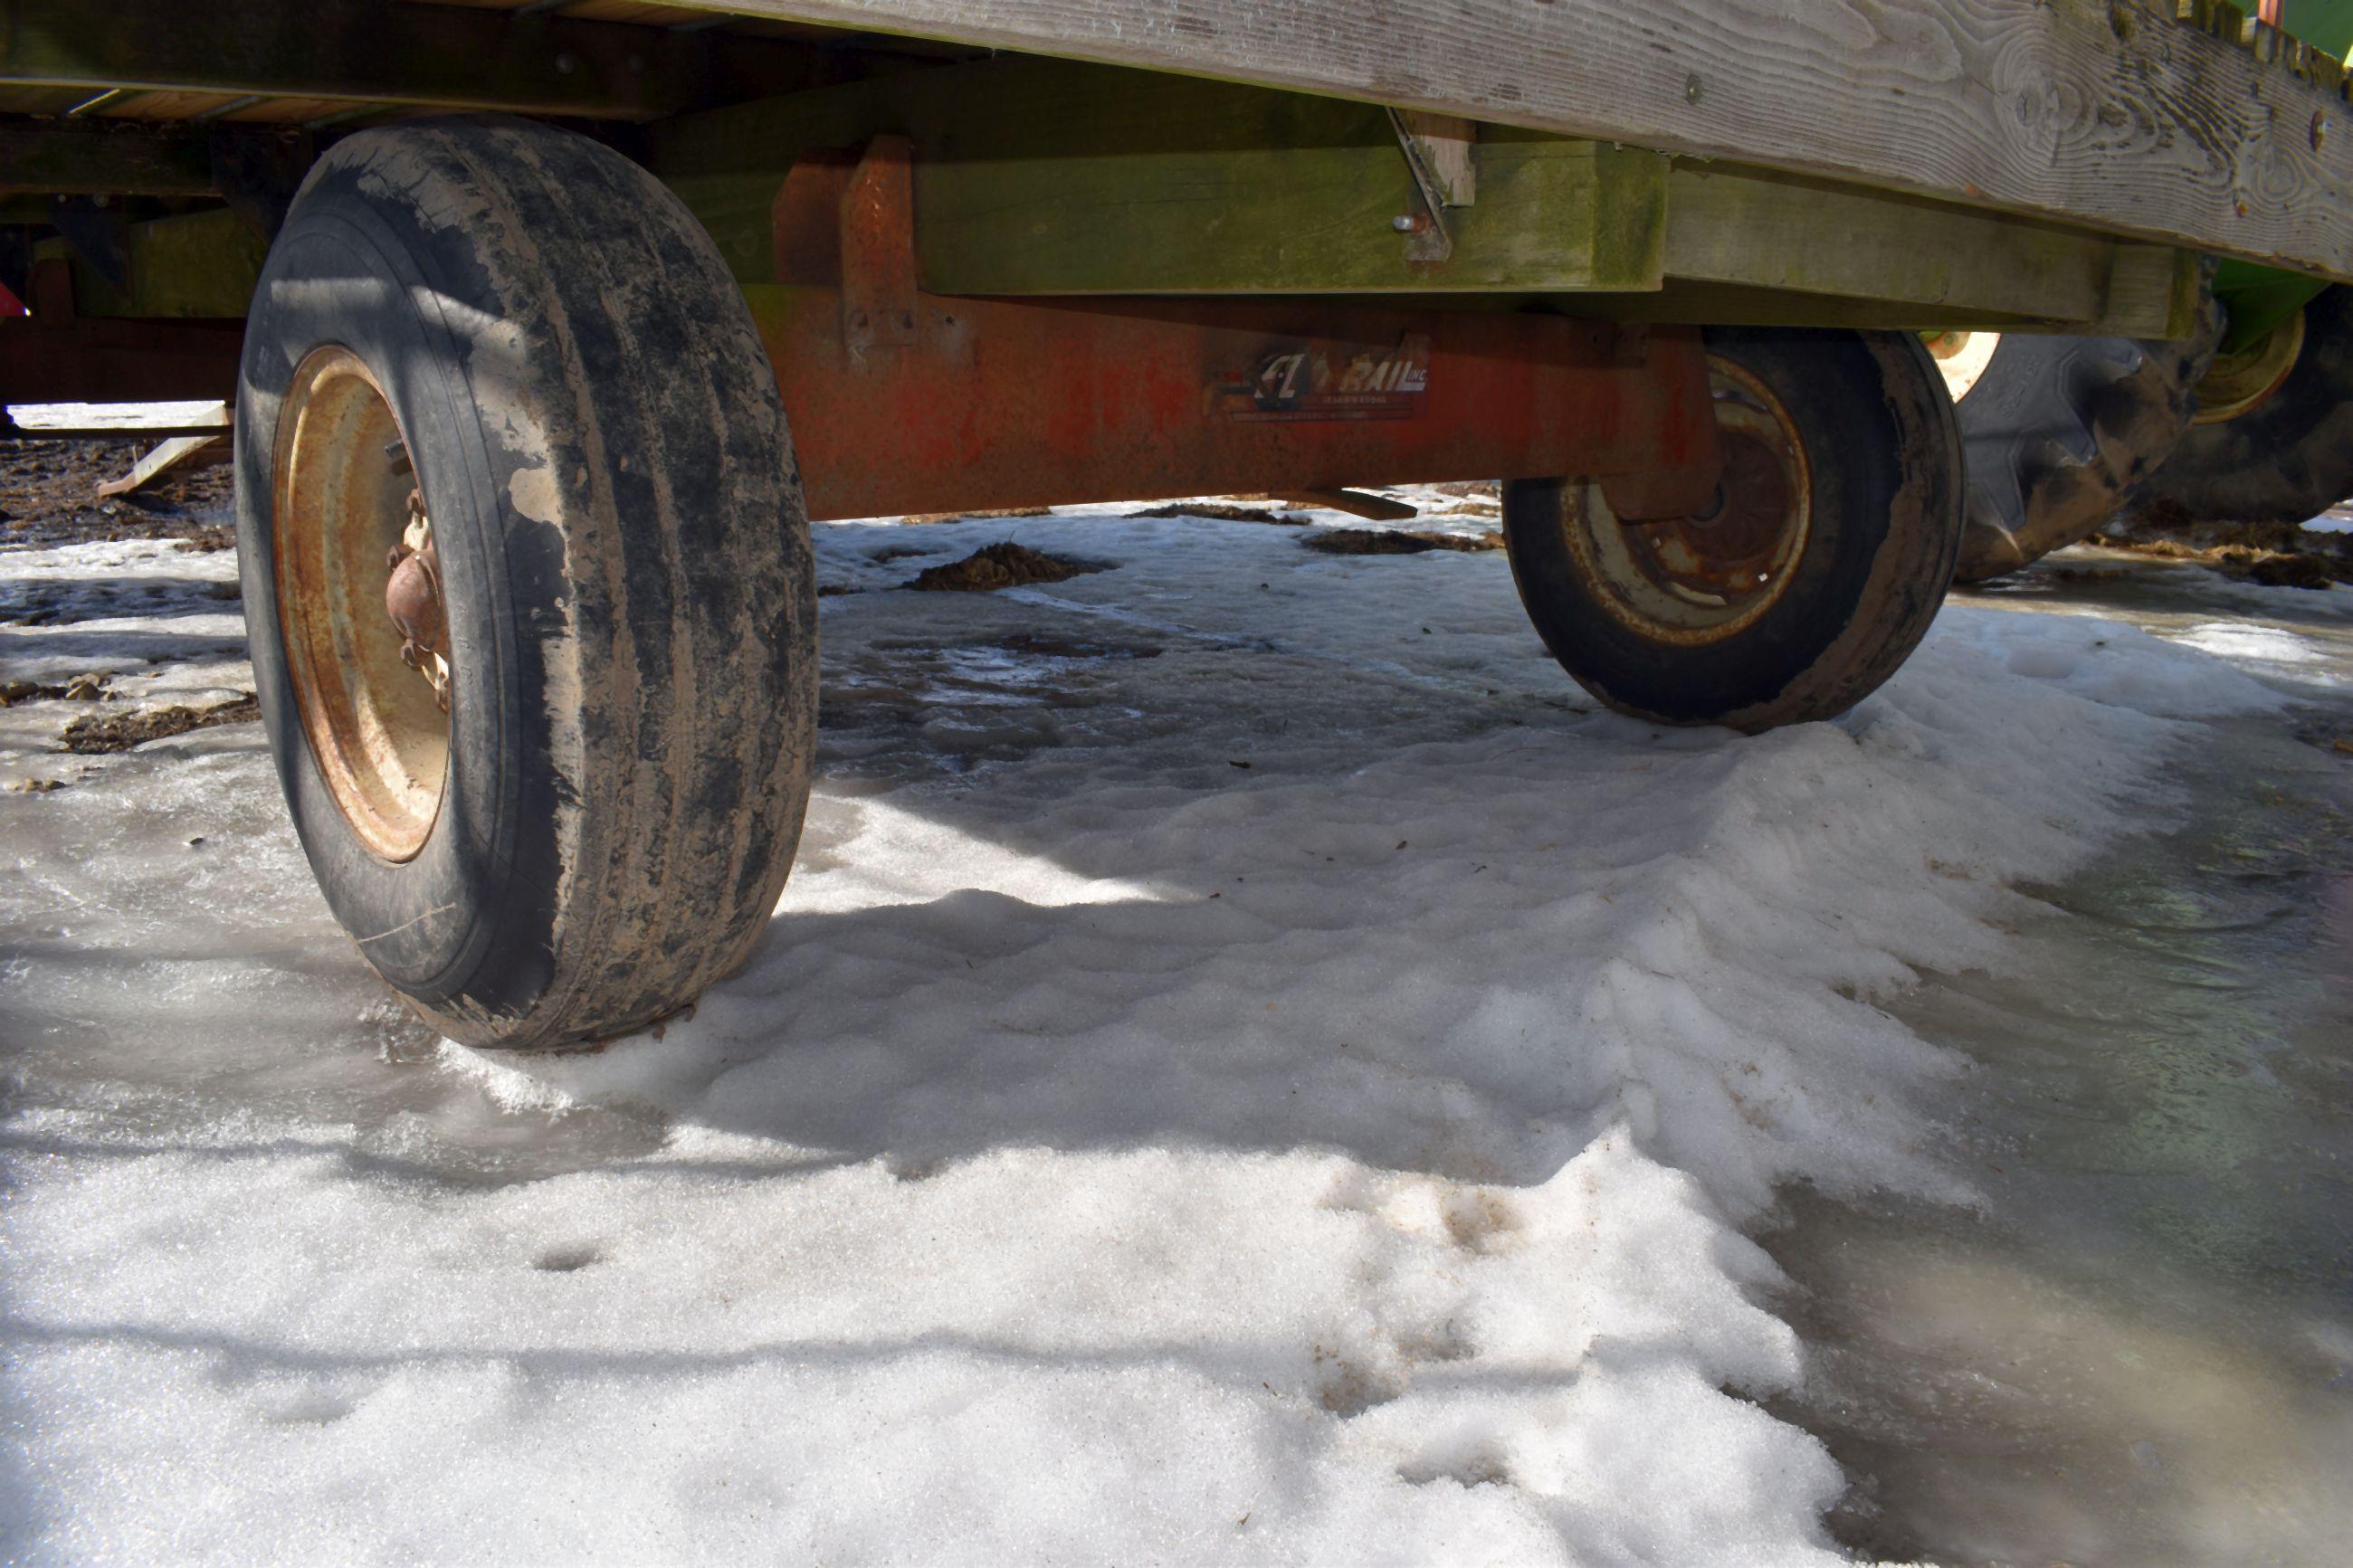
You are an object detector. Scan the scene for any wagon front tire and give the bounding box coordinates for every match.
[235,119,817,1050]
[1503,327,1964,732]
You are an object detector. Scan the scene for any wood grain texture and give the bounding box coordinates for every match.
[659,0,2353,279]
[653,56,1671,293]
[0,0,833,119]
[654,53,2182,328]
[1661,166,2176,331]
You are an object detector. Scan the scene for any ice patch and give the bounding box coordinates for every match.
[2173,621,2329,667]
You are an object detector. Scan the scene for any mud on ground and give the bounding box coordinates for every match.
[2104,501,2353,588]
[1,437,252,789]
[1,439,234,551]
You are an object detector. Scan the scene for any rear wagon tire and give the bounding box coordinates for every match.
[1503,327,1963,732]
[234,118,816,1050]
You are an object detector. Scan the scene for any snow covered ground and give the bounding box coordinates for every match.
[2,497,2348,1564]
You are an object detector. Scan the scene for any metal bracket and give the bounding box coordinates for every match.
[1386,109,1476,265]
[839,134,919,354]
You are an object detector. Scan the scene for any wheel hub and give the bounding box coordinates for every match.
[1622,423,1795,606]
[385,489,452,714]
[1566,359,1814,648]
[272,347,452,862]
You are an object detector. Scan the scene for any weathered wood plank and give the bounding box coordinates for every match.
[655,55,2184,329]
[918,128,1667,296]
[0,0,833,119]
[653,57,1671,294]
[0,119,214,196]
[93,432,225,498]
[660,0,2353,279]
[2102,244,2206,338]
[1660,166,2169,331]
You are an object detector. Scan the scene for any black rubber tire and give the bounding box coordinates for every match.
[2140,285,2353,527]
[1949,307,2219,582]
[1503,328,1963,733]
[234,119,816,1050]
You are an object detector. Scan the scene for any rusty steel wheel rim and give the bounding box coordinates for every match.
[272,346,451,862]
[1566,358,1813,648]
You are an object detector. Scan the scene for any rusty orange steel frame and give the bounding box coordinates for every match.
[1,135,1724,515]
[0,259,242,409]
[758,138,1722,521]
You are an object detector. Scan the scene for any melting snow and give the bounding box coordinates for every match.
[0,503,2304,1563]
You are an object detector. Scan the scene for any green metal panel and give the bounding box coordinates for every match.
[2286,0,2353,54]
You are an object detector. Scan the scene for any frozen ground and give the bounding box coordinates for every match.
[2,495,2349,1565]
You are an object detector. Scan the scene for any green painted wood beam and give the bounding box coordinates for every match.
[33,205,263,318]
[0,118,215,196]
[652,55,1669,296]
[0,0,832,120]
[653,54,2188,330]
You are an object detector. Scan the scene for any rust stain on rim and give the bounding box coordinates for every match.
[272,345,450,862]
[1564,357,1814,650]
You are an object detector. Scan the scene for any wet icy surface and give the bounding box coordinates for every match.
[2,506,2348,1564]
[1773,554,2353,1567]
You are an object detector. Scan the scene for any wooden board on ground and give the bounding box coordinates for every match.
[91,432,226,496]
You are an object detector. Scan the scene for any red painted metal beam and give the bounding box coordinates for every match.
[760,138,1721,523]
[0,259,243,409]
[755,289,1720,521]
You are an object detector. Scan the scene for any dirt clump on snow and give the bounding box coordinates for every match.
[908,542,1107,592]
[897,505,1055,527]
[1302,527,1502,556]
[997,632,1160,660]
[1128,502,1306,525]
[2089,531,2348,590]
[2,673,110,705]
[60,695,259,754]
[2099,506,2352,589]
[2243,553,2339,589]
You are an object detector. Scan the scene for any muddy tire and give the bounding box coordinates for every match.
[234,119,816,1050]
[2140,285,2353,527]
[1948,308,2220,582]
[1503,328,1962,732]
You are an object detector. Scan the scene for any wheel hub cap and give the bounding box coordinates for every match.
[1567,358,1814,648]
[272,347,452,862]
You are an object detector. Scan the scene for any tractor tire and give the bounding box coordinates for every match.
[1503,327,1963,732]
[1948,306,2221,583]
[2139,285,2353,527]
[235,118,816,1050]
